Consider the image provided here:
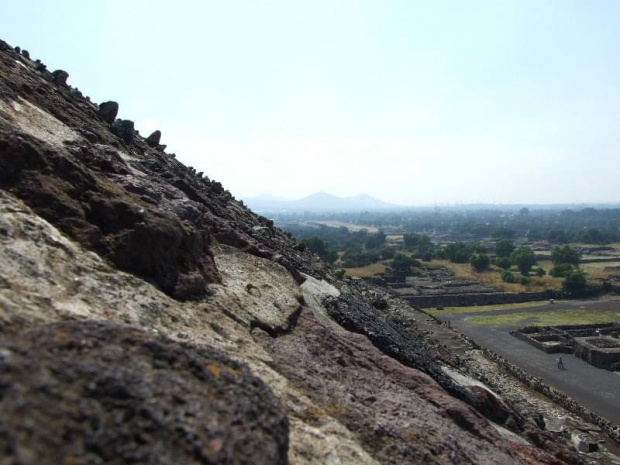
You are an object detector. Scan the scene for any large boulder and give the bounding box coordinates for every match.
[51,69,69,85]
[98,101,119,124]
[146,129,161,147]
[110,118,135,144]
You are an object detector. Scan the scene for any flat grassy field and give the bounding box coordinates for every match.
[467,308,620,327]
[427,301,552,315]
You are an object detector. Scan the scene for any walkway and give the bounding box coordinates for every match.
[434,299,620,425]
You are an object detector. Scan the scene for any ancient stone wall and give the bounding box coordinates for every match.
[404,291,557,308]
[574,337,620,370]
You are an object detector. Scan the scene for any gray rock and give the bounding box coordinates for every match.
[146,130,161,147]
[51,69,69,85]
[0,321,289,465]
[98,101,119,124]
[110,119,135,144]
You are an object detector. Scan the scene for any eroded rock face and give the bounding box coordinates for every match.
[0,321,289,465]
[0,127,219,300]
[259,309,528,464]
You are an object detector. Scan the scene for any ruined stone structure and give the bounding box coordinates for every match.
[512,324,620,370]
[574,336,620,370]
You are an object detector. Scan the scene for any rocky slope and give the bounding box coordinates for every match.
[0,39,604,464]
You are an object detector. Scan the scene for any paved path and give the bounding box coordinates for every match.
[435,299,620,425]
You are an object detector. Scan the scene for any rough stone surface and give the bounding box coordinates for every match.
[110,118,135,144]
[146,129,161,147]
[51,69,69,85]
[260,309,570,464]
[98,100,119,124]
[0,321,289,465]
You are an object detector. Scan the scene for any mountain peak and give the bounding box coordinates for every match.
[244,192,399,212]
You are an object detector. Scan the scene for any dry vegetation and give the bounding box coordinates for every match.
[344,261,388,278]
[468,308,620,327]
[427,301,552,315]
[309,220,379,233]
[427,260,564,293]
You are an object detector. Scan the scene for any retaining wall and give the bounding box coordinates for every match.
[404,291,558,308]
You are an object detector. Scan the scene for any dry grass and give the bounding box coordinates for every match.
[344,262,387,278]
[427,301,552,315]
[309,220,379,233]
[468,309,620,327]
[427,260,564,293]
[581,261,620,283]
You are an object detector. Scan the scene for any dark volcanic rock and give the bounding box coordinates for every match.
[110,118,135,144]
[51,69,69,85]
[323,291,535,433]
[0,129,220,300]
[324,292,465,393]
[98,100,119,124]
[259,309,562,464]
[146,129,161,147]
[0,321,289,465]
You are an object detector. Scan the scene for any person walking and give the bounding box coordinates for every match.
[556,356,565,370]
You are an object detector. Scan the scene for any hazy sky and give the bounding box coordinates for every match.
[2,1,620,205]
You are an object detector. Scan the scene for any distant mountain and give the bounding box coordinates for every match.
[243,192,400,212]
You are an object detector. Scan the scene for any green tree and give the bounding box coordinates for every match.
[365,230,386,250]
[470,253,490,271]
[563,270,587,295]
[492,227,515,239]
[403,233,431,249]
[509,246,537,275]
[495,257,512,270]
[391,253,415,274]
[551,245,580,266]
[550,263,574,278]
[380,246,395,260]
[444,242,471,263]
[495,240,515,258]
[301,237,338,263]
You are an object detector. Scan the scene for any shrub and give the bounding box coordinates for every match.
[495,257,512,270]
[380,247,395,260]
[550,263,573,278]
[445,242,472,263]
[470,253,490,271]
[502,270,516,283]
[535,267,546,277]
[563,270,587,295]
[509,247,537,275]
[391,253,416,274]
[551,245,580,266]
[495,240,515,258]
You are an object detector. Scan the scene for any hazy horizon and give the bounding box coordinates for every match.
[2,1,620,205]
[244,190,620,209]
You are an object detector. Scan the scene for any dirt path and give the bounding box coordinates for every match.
[434,299,620,425]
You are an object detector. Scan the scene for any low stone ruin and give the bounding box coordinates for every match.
[512,323,620,370]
